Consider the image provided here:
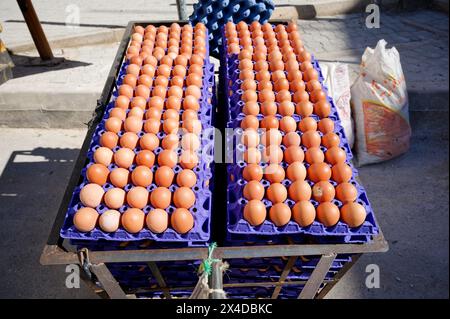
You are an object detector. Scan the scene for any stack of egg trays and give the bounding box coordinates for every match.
[189,0,275,54]
[59,40,216,243]
[218,25,379,244]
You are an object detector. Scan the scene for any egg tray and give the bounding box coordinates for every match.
[189,0,275,55]
[224,268,338,284]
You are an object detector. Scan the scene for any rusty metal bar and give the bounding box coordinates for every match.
[299,254,336,299]
[16,0,53,60]
[89,263,128,299]
[147,262,171,299]
[271,256,298,299]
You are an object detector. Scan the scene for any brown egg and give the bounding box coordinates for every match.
[242,90,258,103]
[100,131,119,149]
[164,108,180,120]
[263,145,283,164]
[341,202,366,227]
[155,166,175,187]
[269,203,291,227]
[122,208,145,233]
[138,133,158,151]
[243,180,265,200]
[276,90,292,103]
[114,148,135,168]
[314,100,332,118]
[126,186,148,209]
[312,181,335,202]
[131,166,153,187]
[258,80,273,91]
[104,188,126,209]
[79,183,105,208]
[239,58,253,71]
[336,182,358,203]
[282,132,300,147]
[240,115,259,130]
[163,118,179,134]
[286,162,307,181]
[243,200,266,226]
[288,180,311,201]
[165,96,181,110]
[241,129,260,148]
[182,118,202,134]
[292,201,316,227]
[296,101,313,117]
[148,96,164,110]
[110,107,126,120]
[242,164,263,181]
[243,101,260,116]
[331,163,353,183]
[158,149,178,168]
[135,150,155,167]
[308,162,331,182]
[305,147,325,164]
[284,145,304,164]
[306,80,322,92]
[179,150,199,169]
[171,208,194,234]
[316,202,340,227]
[290,79,305,92]
[94,147,114,166]
[149,187,171,209]
[318,118,335,134]
[115,95,130,109]
[264,164,285,183]
[173,187,196,209]
[152,85,167,99]
[287,70,303,82]
[126,64,140,77]
[86,164,109,185]
[177,169,197,187]
[258,89,275,103]
[266,183,288,203]
[322,132,341,149]
[261,129,282,146]
[161,133,179,150]
[260,115,279,130]
[309,89,327,103]
[256,70,271,82]
[98,209,121,232]
[134,85,150,99]
[108,168,128,188]
[146,107,162,120]
[260,102,277,116]
[279,116,297,133]
[293,90,309,103]
[146,209,169,233]
[144,118,161,134]
[302,130,321,148]
[168,86,183,99]
[105,117,122,133]
[181,132,201,151]
[124,116,143,133]
[138,74,153,87]
[129,106,145,119]
[171,76,184,88]
[186,73,203,87]
[298,117,317,132]
[73,207,99,232]
[183,95,200,111]
[278,101,295,116]
[325,146,347,165]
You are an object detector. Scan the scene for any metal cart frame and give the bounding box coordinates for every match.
[39,21,389,299]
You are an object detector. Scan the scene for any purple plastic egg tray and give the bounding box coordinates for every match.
[219,25,379,243]
[60,28,216,242]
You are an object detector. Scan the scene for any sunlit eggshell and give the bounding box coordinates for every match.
[161,133,179,150]
[183,95,200,111]
[190,54,204,67]
[279,116,297,133]
[163,118,179,134]
[145,209,168,233]
[288,180,311,201]
[94,147,114,166]
[241,129,260,148]
[124,116,143,133]
[163,96,180,111]
[155,75,169,88]
[312,181,335,202]
[331,163,353,183]
[298,117,316,133]
[322,132,341,149]
[244,147,261,164]
[148,96,164,110]
[304,68,319,82]
[238,49,252,60]
[241,115,259,130]
[144,55,157,67]
[228,42,240,54]
[141,64,156,77]
[278,101,295,116]
[79,183,105,208]
[73,207,99,232]
[316,202,340,227]
[239,58,253,71]
[255,81,270,93]
[244,200,266,226]
[105,117,122,133]
[143,118,160,134]
[306,80,322,92]
[129,107,145,119]
[317,118,334,135]
[130,97,147,110]
[301,130,321,148]
[121,208,145,233]
[114,147,135,168]
[153,166,174,188]
[341,202,366,227]
[240,80,256,92]
[336,182,358,203]
[162,109,179,121]
[186,73,203,88]
[160,55,173,67]
[287,69,303,82]
[131,166,153,188]
[126,186,148,209]
[123,74,137,88]
[295,101,313,117]
[260,115,279,130]
[263,145,284,164]
[242,101,259,116]
[115,95,130,109]
[109,167,129,188]
[263,164,285,183]
[152,85,167,99]
[104,187,126,209]
[257,102,275,116]
[307,162,332,182]
[325,146,346,165]
[314,100,331,118]
[244,180,265,201]
[261,129,282,146]
[170,76,184,89]
[174,54,188,67]
[179,150,199,169]
[309,90,326,104]
[86,164,109,185]
[98,210,120,232]
[266,183,288,203]
[137,133,157,151]
[239,69,254,81]
[177,169,197,187]
[157,149,178,168]
[181,132,201,151]
[156,65,171,79]
[172,65,187,79]
[256,70,271,82]
[284,145,304,164]
[276,90,292,103]
[269,203,291,227]
[290,79,305,92]
[270,59,284,72]
[305,147,325,164]
[241,90,257,103]
[126,64,140,77]
[293,90,309,103]
[282,131,301,147]
[299,50,312,63]
[243,164,263,181]
[171,208,194,234]
[149,187,171,209]
[285,59,299,72]
[173,187,196,209]
[135,150,155,168]
[285,161,306,181]
[182,118,202,134]
[133,84,149,99]
[292,201,315,227]
[254,60,269,73]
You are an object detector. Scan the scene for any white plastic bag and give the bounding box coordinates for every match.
[321,62,354,148]
[351,39,411,166]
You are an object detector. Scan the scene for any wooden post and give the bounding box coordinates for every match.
[17,0,53,60]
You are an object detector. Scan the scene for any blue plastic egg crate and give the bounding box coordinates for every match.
[219,25,380,243]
